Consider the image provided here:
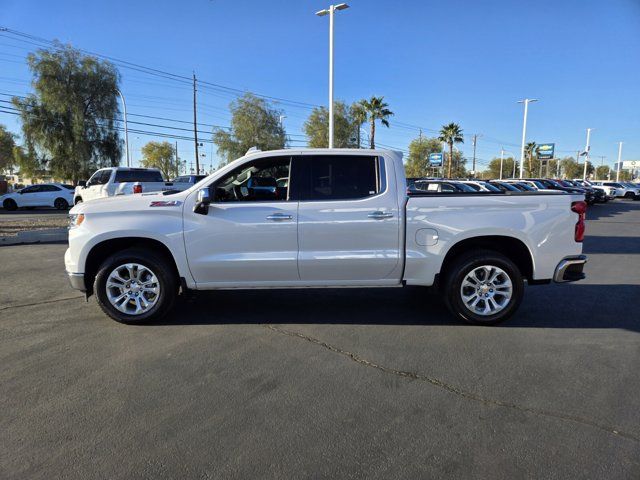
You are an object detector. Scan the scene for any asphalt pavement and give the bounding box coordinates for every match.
[1,200,639,479]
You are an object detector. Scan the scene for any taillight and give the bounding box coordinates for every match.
[133,182,142,194]
[571,200,587,242]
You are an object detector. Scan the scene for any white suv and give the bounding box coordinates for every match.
[594,182,640,199]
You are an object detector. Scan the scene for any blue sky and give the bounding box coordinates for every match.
[1,0,639,172]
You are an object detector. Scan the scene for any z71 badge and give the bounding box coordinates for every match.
[149,200,182,207]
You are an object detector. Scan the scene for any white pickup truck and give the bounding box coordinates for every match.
[65,148,587,325]
[73,167,192,205]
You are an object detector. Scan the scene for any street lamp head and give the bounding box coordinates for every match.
[335,3,350,10]
[316,9,329,16]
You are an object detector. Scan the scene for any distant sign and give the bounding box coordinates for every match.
[429,152,443,166]
[622,160,639,169]
[537,143,555,160]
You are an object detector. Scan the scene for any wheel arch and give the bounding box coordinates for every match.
[440,235,534,282]
[84,237,180,295]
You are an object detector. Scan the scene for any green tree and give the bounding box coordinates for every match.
[0,125,16,172]
[304,101,355,148]
[485,157,518,179]
[360,96,393,149]
[12,143,41,179]
[404,136,442,177]
[12,44,122,183]
[213,93,286,165]
[350,101,367,149]
[438,123,464,178]
[140,141,180,179]
[595,165,610,180]
[524,142,538,177]
[559,157,593,179]
[450,151,468,178]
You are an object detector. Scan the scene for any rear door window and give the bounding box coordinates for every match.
[300,155,381,201]
[114,170,164,183]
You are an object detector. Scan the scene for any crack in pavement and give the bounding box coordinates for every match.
[0,295,84,311]
[265,324,639,444]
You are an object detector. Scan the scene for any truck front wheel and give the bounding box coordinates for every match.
[94,248,177,324]
[443,249,524,325]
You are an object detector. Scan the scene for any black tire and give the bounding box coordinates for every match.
[624,192,634,199]
[94,248,178,324]
[2,198,17,211]
[54,197,69,210]
[74,197,83,205]
[443,249,524,326]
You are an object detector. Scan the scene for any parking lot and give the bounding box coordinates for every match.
[1,200,639,479]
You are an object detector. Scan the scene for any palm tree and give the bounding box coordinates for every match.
[525,141,537,177]
[438,123,464,178]
[360,96,393,149]
[350,102,367,148]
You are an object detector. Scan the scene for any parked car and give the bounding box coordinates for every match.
[74,167,193,205]
[557,180,606,203]
[524,178,592,204]
[502,179,556,192]
[620,183,640,199]
[573,180,616,200]
[1,183,74,211]
[65,148,587,326]
[593,181,640,200]
[457,180,502,192]
[487,181,521,192]
[412,179,477,193]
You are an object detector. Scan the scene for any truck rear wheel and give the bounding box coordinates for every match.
[94,248,177,324]
[443,249,524,325]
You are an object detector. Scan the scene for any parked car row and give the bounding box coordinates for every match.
[406,177,640,204]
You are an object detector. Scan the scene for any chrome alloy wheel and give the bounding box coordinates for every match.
[460,265,513,316]
[105,263,160,316]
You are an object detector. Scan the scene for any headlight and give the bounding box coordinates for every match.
[68,213,85,229]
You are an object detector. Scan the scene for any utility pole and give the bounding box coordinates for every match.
[518,98,538,178]
[116,89,130,167]
[499,147,505,180]
[582,128,592,180]
[616,142,623,182]
[471,134,481,176]
[175,141,179,175]
[193,73,200,175]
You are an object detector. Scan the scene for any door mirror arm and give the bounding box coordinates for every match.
[194,188,211,215]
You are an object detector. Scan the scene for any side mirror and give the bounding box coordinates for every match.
[193,187,211,215]
[78,180,87,188]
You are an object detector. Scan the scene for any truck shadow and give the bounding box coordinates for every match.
[152,283,640,332]
[586,199,639,221]
[583,235,640,254]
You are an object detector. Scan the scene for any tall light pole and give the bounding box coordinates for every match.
[116,89,130,167]
[316,3,349,149]
[616,142,623,182]
[582,128,592,180]
[517,98,537,178]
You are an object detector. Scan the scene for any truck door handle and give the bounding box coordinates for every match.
[368,211,394,219]
[266,213,293,221]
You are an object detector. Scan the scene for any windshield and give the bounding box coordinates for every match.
[479,182,501,192]
[452,182,476,192]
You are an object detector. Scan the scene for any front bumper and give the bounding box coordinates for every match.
[553,255,587,283]
[67,272,86,291]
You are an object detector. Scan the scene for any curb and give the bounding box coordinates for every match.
[0,228,68,246]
